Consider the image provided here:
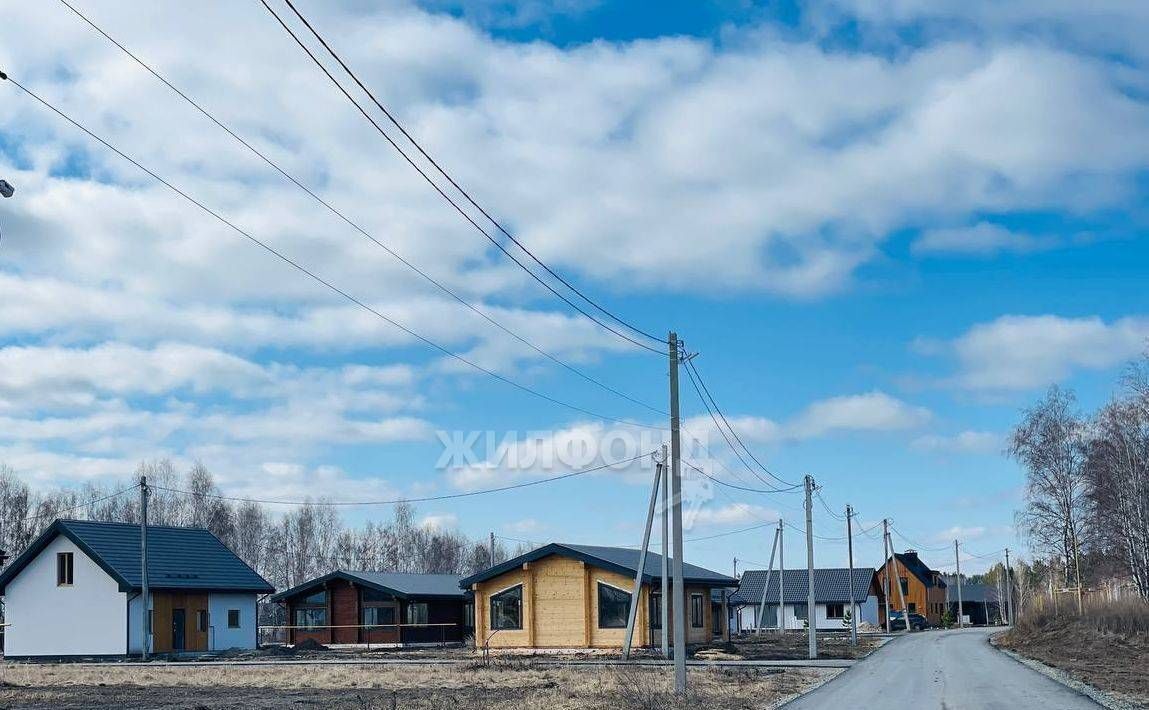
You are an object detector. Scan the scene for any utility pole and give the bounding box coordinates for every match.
[668,332,687,694]
[1004,548,1013,625]
[489,531,495,567]
[1072,529,1085,615]
[733,557,738,579]
[954,540,964,628]
[756,527,779,631]
[882,519,892,633]
[140,475,150,660]
[778,519,785,633]
[846,505,857,646]
[660,444,669,658]
[804,475,816,659]
[890,535,913,634]
[622,463,661,660]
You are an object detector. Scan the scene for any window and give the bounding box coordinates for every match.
[406,602,429,626]
[196,610,209,632]
[899,577,909,597]
[650,592,662,629]
[793,603,808,620]
[294,607,327,628]
[300,590,326,605]
[56,552,74,586]
[490,585,522,630]
[361,588,394,603]
[690,593,704,628]
[464,603,474,628]
[597,583,630,629]
[227,609,241,629]
[826,603,845,619]
[363,605,396,627]
[908,602,917,613]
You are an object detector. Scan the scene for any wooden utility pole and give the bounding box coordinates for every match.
[846,505,857,645]
[882,519,892,633]
[668,332,687,694]
[659,444,669,657]
[622,463,661,659]
[955,540,964,628]
[804,475,816,660]
[140,475,150,660]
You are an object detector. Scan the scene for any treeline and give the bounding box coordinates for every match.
[0,459,522,596]
[1010,355,1149,602]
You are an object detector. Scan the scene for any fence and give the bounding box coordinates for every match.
[258,622,465,649]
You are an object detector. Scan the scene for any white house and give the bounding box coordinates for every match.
[0,519,274,658]
[726,567,880,632]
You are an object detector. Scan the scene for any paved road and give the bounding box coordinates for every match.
[785,627,1100,709]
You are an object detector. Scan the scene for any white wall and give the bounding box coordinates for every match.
[208,593,258,650]
[734,602,864,631]
[5,535,128,657]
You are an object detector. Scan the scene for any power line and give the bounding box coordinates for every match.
[815,488,847,521]
[889,524,951,552]
[783,519,847,542]
[683,358,799,489]
[683,459,801,495]
[0,73,663,430]
[259,0,665,355]
[684,521,776,543]
[154,451,652,507]
[56,0,666,418]
[16,483,141,523]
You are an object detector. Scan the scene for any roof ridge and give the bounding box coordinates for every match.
[59,518,213,533]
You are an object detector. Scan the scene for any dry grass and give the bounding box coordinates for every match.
[0,661,836,710]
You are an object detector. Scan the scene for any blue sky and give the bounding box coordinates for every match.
[1,0,1147,576]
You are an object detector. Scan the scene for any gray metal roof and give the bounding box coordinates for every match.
[943,579,996,603]
[458,543,737,589]
[268,570,467,602]
[728,568,874,605]
[0,519,273,594]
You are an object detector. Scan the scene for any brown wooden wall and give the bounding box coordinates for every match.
[152,591,209,653]
[876,557,948,625]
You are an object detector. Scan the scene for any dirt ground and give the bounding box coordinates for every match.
[695,631,882,661]
[0,662,837,709]
[998,615,1149,707]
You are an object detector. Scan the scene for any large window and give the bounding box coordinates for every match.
[363,605,396,627]
[690,593,704,628]
[826,603,845,620]
[56,552,73,586]
[490,585,523,630]
[406,602,429,626]
[300,590,326,605]
[650,592,662,629]
[227,610,241,629]
[793,603,808,620]
[362,589,394,603]
[294,607,327,628]
[597,583,630,629]
[464,603,474,628]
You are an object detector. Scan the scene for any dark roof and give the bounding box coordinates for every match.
[886,552,947,589]
[942,579,996,603]
[0,519,273,595]
[458,543,737,589]
[728,568,875,605]
[270,571,466,603]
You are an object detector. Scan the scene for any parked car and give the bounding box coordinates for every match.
[889,611,931,631]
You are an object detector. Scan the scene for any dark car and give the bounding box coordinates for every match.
[889,611,930,631]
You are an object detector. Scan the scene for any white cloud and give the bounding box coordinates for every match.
[420,512,459,530]
[505,518,544,534]
[686,502,778,529]
[928,314,1149,391]
[911,430,1001,455]
[786,392,931,439]
[934,525,987,542]
[912,222,1060,257]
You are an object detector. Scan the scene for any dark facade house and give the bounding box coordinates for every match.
[942,578,1002,626]
[270,571,470,646]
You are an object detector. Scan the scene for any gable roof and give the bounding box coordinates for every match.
[728,568,875,605]
[458,543,737,589]
[0,519,273,595]
[942,578,997,603]
[885,551,946,589]
[269,571,466,603]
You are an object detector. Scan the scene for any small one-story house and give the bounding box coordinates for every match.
[269,571,470,646]
[876,550,948,626]
[0,519,273,658]
[459,543,737,649]
[726,568,880,632]
[943,578,1001,626]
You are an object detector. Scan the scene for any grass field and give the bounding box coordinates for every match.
[0,661,838,709]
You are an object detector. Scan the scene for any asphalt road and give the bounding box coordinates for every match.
[784,627,1100,709]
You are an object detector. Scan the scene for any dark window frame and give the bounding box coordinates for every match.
[690,593,704,628]
[56,552,74,586]
[826,603,845,619]
[406,602,430,626]
[597,582,630,629]
[362,604,396,627]
[196,609,210,632]
[227,609,241,629]
[794,603,809,620]
[293,607,327,629]
[490,584,523,630]
[650,592,662,629]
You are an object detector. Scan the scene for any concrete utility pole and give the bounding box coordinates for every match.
[891,536,913,634]
[882,519,892,633]
[733,557,738,579]
[1004,548,1013,626]
[778,519,786,633]
[996,569,1005,626]
[489,532,495,567]
[804,475,817,660]
[668,332,687,694]
[756,526,779,631]
[846,505,857,645]
[622,463,661,660]
[954,540,964,628]
[660,444,669,657]
[140,475,150,660]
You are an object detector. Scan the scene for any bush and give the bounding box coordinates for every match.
[1015,597,1149,637]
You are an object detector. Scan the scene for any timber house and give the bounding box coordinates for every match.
[876,550,948,626]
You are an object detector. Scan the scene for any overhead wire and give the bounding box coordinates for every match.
[0,72,664,429]
[889,524,952,552]
[258,0,666,355]
[15,483,141,523]
[56,0,666,418]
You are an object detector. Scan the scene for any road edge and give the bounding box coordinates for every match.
[989,635,1138,710]
[772,633,902,709]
